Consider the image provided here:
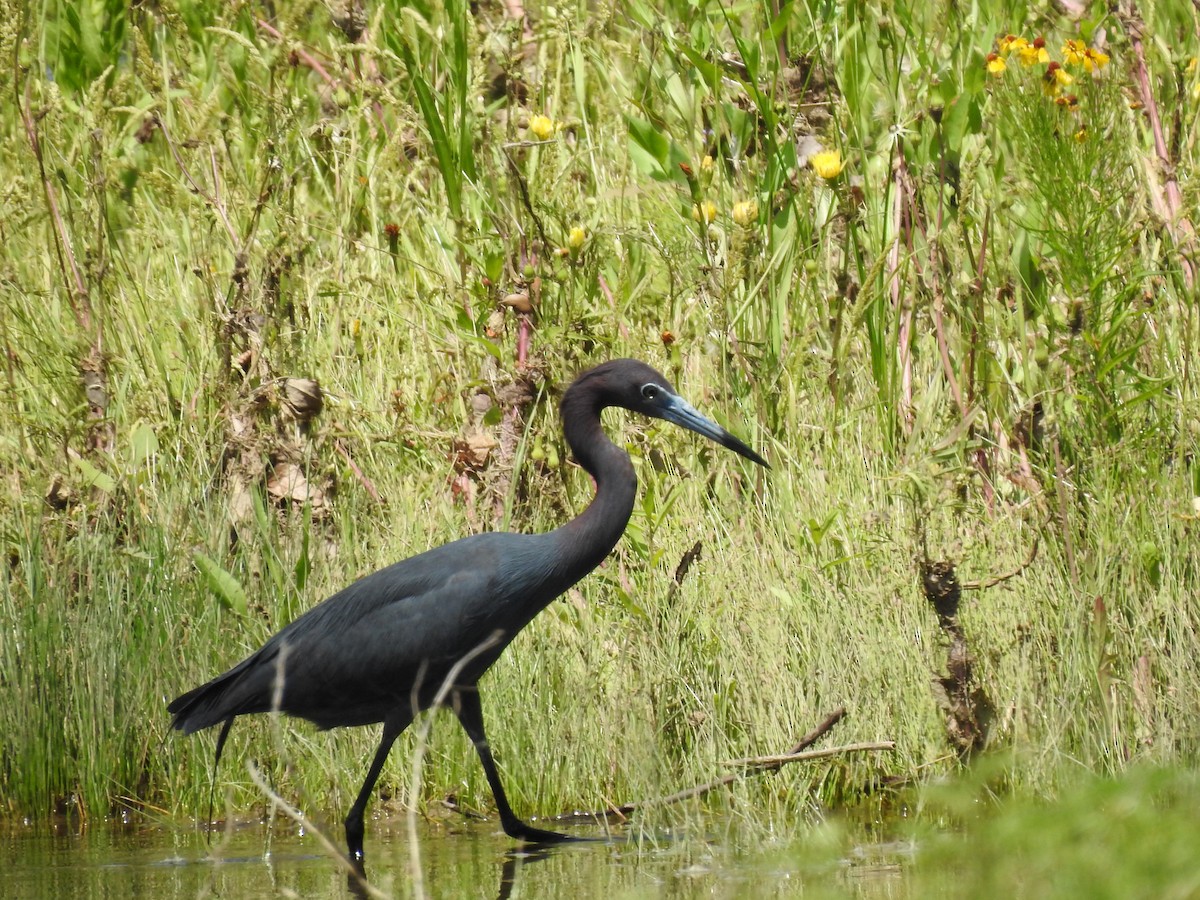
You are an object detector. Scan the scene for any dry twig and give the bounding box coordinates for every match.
[247,762,389,900]
[722,741,896,769]
[570,706,857,821]
[962,534,1039,591]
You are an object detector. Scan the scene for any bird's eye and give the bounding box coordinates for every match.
[640,383,660,401]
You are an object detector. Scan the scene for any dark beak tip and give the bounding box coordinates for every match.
[726,438,768,469]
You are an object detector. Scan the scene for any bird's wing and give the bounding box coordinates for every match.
[231,536,513,724]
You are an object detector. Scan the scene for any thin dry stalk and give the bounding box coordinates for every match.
[248,762,390,900]
[18,78,90,321]
[890,149,915,432]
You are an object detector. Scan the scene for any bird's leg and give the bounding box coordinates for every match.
[203,717,235,842]
[344,723,401,863]
[452,688,577,844]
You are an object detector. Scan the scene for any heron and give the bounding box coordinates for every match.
[168,358,768,863]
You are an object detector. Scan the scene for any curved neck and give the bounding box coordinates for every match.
[548,388,637,583]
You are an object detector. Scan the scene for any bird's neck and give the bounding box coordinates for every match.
[549,394,637,583]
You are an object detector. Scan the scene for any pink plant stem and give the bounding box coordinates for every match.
[256,19,337,88]
[20,79,90,325]
[598,274,630,339]
[1120,7,1196,287]
[889,148,914,433]
[517,316,531,369]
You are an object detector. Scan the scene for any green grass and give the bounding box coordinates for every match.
[1,0,1198,865]
[908,763,1200,898]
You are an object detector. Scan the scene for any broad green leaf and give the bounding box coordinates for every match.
[73,457,116,493]
[294,519,311,593]
[401,45,462,220]
[129,422,159,469]
[626,115,670,168]
[627,138,666,180]
[193,551,247,615]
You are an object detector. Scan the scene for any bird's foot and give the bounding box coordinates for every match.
[504,817,583,845]
[345,858,371,899]
[345,819,367,867]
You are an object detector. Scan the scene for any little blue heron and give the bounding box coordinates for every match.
[169,358,767,862]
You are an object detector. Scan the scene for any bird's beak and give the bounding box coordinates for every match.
[659,394,769,468]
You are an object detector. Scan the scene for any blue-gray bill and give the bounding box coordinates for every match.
[660,394,769,468]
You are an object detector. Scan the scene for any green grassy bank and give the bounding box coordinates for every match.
[1,0,1198,844]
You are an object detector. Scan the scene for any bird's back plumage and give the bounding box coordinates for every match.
[168,531,568,733]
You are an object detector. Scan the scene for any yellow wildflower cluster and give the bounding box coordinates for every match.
[1062,39,1110,72]
[1042,62,1074,97]
[988,33,1109,97]
[998,34,1050,67]
[553,225,588,260]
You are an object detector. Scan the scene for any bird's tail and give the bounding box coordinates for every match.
[169,681,239,837]
[168,653,266,735]
[168,676,237,734]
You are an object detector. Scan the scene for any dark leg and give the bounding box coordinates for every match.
[204,717,235,842]
[344,721,404,863]
[452,688,577,844]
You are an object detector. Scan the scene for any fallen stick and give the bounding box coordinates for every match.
[561,706,871,823]
[722,741,896,769]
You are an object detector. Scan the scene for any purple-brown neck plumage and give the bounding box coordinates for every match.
[547,369,637,583]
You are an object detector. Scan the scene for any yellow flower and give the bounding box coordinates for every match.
[998,35,1027,56]
[1083,47,1110,72]
[986,53,1007,77]
[1074,126,1088,142]
[809,149,844,179]
[529,114,554,141]
[699,155,714,174]
[1018,36,1050,66]
[1063,39,1110,72]
[1042,62,1074,96]
[731,200,758,226]
[1062,39,1087,66]
[567,226,587,251]
[691,200,717,224]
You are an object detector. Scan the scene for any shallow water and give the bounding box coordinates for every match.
[3,815,912,899]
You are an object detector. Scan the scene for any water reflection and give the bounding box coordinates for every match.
[3,816,908,898]
[348,841,561,900]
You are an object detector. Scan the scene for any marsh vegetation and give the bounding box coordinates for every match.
[2,0,1198,893]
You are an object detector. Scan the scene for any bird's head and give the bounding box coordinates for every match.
[573,359,768,468]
